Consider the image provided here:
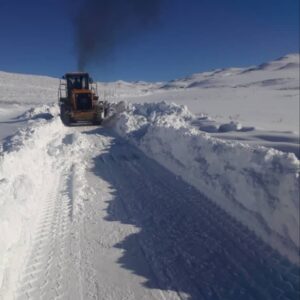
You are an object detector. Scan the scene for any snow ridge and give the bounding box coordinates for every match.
[113,101,300,263]
[0,116,89,298]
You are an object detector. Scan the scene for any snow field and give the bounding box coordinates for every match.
[112,101,300,263]
[0,102,299,298]
[0,71,58,105]
[0,53,298,298]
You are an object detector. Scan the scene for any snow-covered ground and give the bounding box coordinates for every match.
[0,54,299,299]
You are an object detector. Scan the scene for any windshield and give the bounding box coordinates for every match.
[67,75,89,90]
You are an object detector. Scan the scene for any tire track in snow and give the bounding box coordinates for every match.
[15,168,77,299]
[14,129,89,300]
[73,130,169,300]
[96,149,172,300]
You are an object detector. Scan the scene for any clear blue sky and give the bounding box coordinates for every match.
[0,0,298,81]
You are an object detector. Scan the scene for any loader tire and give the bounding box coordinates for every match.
[93,120,102,125]
[93,114,103,125]
[60,105,71,126]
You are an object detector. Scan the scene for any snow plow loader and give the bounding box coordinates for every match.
[58,72,109,126]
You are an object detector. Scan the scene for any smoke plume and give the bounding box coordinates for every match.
[73,0,163,71]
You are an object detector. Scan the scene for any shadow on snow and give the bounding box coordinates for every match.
[84,127,300,300]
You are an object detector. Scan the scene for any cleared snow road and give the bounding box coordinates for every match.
[12,126,300,300]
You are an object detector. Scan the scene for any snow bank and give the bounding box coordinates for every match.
[113,102,300,263]
[0,118,61,291]
[0,108,88,295]
[15,103,59,120]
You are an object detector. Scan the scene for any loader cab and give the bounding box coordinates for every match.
[63,73,91,96]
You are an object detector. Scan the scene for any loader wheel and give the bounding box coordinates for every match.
[104,107,109,118]
[60,105,71,126]
[93,120,102,125]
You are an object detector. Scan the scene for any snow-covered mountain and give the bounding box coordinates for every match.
[160,53,299,90]
[131,54,299,134]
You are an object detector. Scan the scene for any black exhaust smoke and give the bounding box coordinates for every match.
[73,0,163,71]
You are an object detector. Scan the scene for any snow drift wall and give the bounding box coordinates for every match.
[113,102,300,264]
[0,118,63,293]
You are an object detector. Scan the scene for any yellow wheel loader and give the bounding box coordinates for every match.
[58,72,109,126]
